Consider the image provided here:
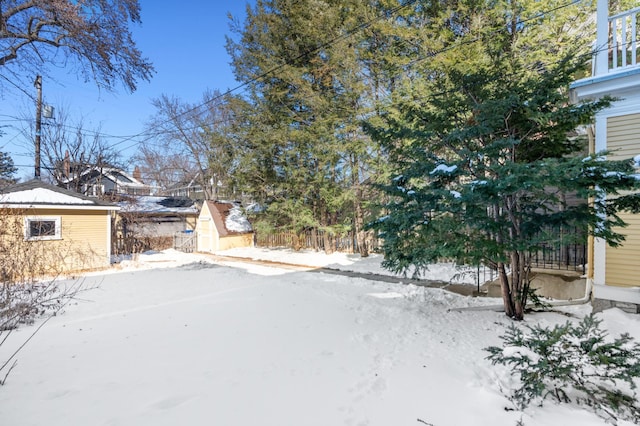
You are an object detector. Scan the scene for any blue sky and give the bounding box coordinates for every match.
[0,1,254,180]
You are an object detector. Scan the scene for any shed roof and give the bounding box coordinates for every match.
[118,196,199,215]
[204,201,253,237]
[0,180,119,210]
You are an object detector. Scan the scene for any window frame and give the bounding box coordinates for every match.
[24,216,62,241]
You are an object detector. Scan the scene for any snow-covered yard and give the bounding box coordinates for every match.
[1,248,639,425]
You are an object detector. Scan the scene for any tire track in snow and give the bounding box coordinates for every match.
[60,283,261,326]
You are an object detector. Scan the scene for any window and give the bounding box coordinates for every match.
[24,216,61,241]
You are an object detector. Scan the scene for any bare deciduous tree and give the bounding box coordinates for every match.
[142,90,240,199]
[17,106,122,193]
[132,141,195,192]
[0,0,154,92]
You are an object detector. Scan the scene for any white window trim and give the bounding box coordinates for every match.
[24,216,62,241]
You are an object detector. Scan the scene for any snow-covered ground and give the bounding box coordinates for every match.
[1,248,639,426]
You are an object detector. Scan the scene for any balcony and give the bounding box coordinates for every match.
[608,7,640,72]
[594,4,640,76]
[572,2,640,100]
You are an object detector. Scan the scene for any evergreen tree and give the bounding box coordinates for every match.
[366,0,640,319]
[0,151,17,187]
[227,0,383,253]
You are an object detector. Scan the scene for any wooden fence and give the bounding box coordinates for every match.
[173,231,196,253]
[256,227,586,272]
[112,235,173,255]
[256,229,379,254]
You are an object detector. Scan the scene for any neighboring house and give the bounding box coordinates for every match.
[164,172,223,200]
[197,201,254,252]
[164,172,248,203]
[570,1,640,311]
[116,195,199,238]
[164,173,208,199]
[0,179,119,273]
[61,166,155,197]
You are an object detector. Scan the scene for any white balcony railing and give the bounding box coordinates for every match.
[608,6,640,71]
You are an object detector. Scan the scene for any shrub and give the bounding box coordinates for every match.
[486,314,640,423]
[0,209,87,385]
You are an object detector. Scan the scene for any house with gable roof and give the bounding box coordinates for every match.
[197,201,254,252]
[0,180,119,274]
[60,166,155,197]
[570,0,640,311]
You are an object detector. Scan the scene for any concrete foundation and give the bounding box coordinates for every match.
[484,269,587,300]
[592,298,640,314]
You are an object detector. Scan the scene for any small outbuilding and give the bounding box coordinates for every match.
[196,201,253,252]
[0,180,119,274]
[116,195,199,237]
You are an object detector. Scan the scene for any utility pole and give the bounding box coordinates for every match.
[34,75,42,180]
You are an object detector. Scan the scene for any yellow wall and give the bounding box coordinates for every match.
[196,202,213,252]
[218,234,254,251]
[196,202,253,252]
[186,215,197,231]
[4,207,111,274]
[605,113,640,288]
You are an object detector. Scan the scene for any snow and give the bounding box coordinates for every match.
[603,171,624,178]
[118,196,199,214]
[1,248,639,426]
[0,188,94,205]
[583,155,606,162]
[429,164,458,175]
[502,345,542,363]
[225,205,253,233]
[216,247,479,284]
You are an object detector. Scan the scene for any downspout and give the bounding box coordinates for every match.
[456,126,600,312]
[548,121,598,307]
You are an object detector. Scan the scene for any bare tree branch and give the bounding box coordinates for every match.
[0,0,154,92]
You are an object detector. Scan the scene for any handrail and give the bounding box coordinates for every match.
[608,7,639,71]
[609,6,640,21]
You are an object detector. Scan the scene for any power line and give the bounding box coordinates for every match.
[4,0,606,164]
[131,0,591,144]
[2,1,420,154]
[113,0,421,145]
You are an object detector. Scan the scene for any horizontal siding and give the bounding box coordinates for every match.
[605,114,640,288]
[23,208,110,271]
[607,113,640,160]
[219,234,254,251]
[606,211,640,288]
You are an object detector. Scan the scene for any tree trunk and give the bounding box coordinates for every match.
[498,262,516,318]
[510,250,527,321]
[354,186,369,257]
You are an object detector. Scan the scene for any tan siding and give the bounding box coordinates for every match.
[219,234,254,251]
[605,208,640,287]
[607,113,640,160]
[186,215,197,230]
[3,207,111,275]
[196,201,253,252]
[34,208,110,271]
[605,113,640,288]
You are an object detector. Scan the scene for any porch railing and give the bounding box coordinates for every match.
[609,7,640,71]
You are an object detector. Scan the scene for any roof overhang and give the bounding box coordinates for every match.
[570,67,640,102]
[1,203,120,211]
